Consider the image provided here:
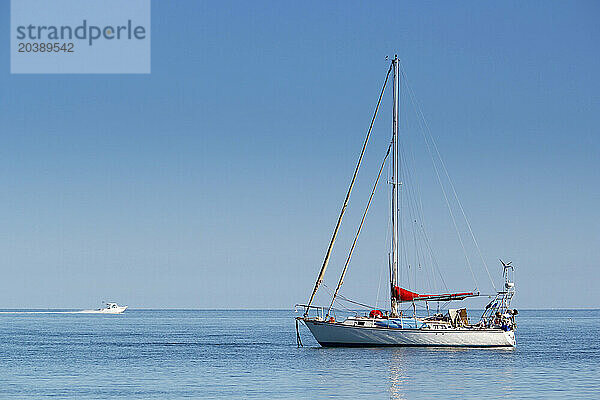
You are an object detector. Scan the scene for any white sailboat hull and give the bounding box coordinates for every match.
[303,320,515,347]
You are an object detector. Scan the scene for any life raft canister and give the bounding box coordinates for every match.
[369,309,383,318]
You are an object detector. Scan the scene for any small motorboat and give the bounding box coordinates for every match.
[80,302,128,314]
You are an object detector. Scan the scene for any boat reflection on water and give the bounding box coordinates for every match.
[388,350,407,400]
[386,345,517,399]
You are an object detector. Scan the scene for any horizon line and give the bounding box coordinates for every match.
[1,307,599,311]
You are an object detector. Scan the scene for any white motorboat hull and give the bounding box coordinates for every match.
[97,306,127,314]
[79,306,128,314]
[303,319,515,347]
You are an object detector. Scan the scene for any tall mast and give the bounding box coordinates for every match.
[305,62,393,316]
[390,55,400,317]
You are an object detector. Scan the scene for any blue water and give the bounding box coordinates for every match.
[1,309,598,399]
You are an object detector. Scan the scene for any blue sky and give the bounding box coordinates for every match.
[1,1,598,308]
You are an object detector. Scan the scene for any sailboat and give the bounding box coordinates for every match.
[295,55,517,347]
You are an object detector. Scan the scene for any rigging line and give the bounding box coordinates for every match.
[398,117,446,292]
[390,161,398,296]
[399,66,473,289]
[305,63,393,313]
[420,107,479,290]
[400,162,417,291]
[326,141,393,319]
[405,167,421,291]
[399,143,417,293]
[399,139,429,292]
[378,177,390,310]
[323,284,373,313]
[400,116,444,293]
[400,64,496,292]
[399,66,479,292]
[418,224,449,291]
[330,299,356,314]
[335,293,379,310]
[375,224,388,309]
[409,171,436,293]
[399,107,418,291]
[381,162,393,308]
[407,162,436,295]
[375,256,383,308]
[399,113,427,292]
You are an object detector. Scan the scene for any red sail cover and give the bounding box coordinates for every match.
[393,286,478,302]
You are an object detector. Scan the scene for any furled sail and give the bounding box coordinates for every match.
[392,286,478,303]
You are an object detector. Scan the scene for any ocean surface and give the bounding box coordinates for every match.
[1,309,598,399]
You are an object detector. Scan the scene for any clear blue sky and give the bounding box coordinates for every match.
[1,1,598,308]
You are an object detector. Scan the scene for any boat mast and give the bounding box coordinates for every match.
[304,63,393,316]
[390,55,400,317]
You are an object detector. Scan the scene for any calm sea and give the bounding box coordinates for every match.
[0,309,598,399]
